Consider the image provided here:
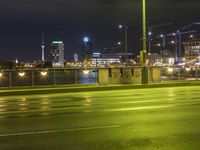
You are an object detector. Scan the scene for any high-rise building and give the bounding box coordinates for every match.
[50,41,65,67]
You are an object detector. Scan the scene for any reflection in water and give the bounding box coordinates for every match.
[79,71,97,84]
[0,98,6,113]
[83,95,92,112]
[167,89,176,102]
[19,98,28,111]
[40,97,51,115]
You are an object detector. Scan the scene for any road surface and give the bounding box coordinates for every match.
[0,86,200,150]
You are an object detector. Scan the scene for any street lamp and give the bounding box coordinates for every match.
[83,37,89,43]
[18,72,25,77]
[118,25,129,64]
[117,41,122,45]
[140,0,147,65]
[171,40,175,44]
[118,25,123,29]
[147,31,152,56]
[140,0,148,84]
[41,71,48,77]
[185,67,191,71]
[83,70,90,75]
[148,32,152,36]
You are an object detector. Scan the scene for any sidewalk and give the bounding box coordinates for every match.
[0,81,200,97]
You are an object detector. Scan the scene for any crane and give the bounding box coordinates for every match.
[167,27,197,62]
[147,22,173,55]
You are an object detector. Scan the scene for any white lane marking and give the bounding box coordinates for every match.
[107,105,174,112]
[0,125,119,137]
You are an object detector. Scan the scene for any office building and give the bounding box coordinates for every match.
[183,39,200,63]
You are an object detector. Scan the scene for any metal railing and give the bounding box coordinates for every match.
[0,66,199,87]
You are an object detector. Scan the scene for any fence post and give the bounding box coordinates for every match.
[53,69,56,85]
[96,68,99,84]
[31,70,35,86]
[9,70,12,88]
[74,68,77,84]
[196,66,198,80]
[160,67,162,82]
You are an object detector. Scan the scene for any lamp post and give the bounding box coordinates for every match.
[140,0,148,84]
[118,25,128,64]
[125,26,128,65]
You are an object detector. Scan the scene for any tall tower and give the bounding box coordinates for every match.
[83,37,93,62]
[41,30,45,61]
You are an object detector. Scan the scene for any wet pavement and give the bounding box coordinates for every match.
[0,86,200,149]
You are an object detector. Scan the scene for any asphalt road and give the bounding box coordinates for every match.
[0,86,200,150]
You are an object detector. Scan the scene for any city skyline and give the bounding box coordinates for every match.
[0,0,199,61]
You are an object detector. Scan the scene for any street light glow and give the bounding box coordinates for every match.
[0,72,3,78]
[83,37,89,43]
[190,35,194,38]
[41,71,48,77]
[167,68,173,72]
[186,67,191,71]
[118,25,123,29]
[171,40,175,44]
[148,32,152,36]
[18,72,25,77]
[117,42,122,45]
[83,70,90,75]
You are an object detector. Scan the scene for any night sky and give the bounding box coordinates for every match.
[0,0,199,61]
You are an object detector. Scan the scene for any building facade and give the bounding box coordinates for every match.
[183,39,200,62]
[50,41,65,67]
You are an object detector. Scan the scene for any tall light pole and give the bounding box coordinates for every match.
[140,0,148,84]
[119,24,140,65]
[125,26,128,64]
[118,25,128,64]
[141,0,146,65]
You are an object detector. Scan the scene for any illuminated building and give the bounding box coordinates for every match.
[50,41,65,67]
[183,39,200,62]
[91,53,133,66]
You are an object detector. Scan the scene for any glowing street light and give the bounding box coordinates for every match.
[117,42,122,45]
[0,72,3,78]
[157,43,161,47]
[40,71,48,77]
[167,68,173,72]
[189,35,194,38]
[171,40,175,44]
[83,70,90,75]
[18,72,25,77]
[148,32,152,36]
[83,37,89,43]
[118,25,123,29]
[185,67,191,71]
